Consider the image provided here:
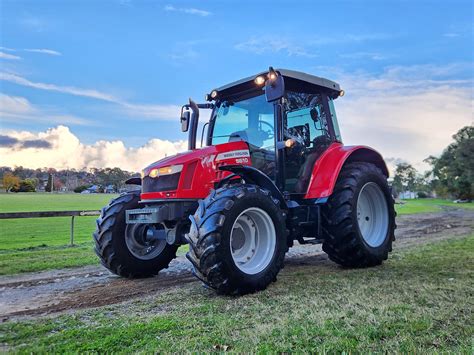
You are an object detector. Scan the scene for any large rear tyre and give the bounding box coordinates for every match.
[93,191,178,277]
[186,184,288,295]
[321,162,396,267]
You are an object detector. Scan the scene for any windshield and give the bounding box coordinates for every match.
[211,94,274,150]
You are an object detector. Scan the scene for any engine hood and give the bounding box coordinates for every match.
[140,141,252,200]
[143,146,214,175]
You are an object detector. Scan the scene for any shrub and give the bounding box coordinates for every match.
[74,185,89,193]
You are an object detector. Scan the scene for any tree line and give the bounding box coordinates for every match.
[392,126,473,199]
[1,167,138,193]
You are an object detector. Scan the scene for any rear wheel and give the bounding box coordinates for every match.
[186,184,288,295]
[321,162,396,267]
[93,191,178,277]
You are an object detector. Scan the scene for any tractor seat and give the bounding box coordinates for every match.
[294,135,332,193]
[228,130,248,144]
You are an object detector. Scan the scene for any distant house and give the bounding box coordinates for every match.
[81,185,100,194]
[105,184,116,193]
[399,191,417,199]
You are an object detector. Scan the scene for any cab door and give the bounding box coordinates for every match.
[282,91,335,193]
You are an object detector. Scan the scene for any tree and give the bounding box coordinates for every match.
[53,178,64,191]
[12,179,37,192]
[392,162,417,194]
[74,185,89,193]
[2,172,20,192]
[45,174,53,192]
[426,126,474,199]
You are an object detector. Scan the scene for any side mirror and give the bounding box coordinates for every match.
[265,71,285,102]
[180,110,190,132]
[310,108,319,122]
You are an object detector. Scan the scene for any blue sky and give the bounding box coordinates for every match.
[0,0,472,171]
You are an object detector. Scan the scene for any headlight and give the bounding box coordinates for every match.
[147,164,183,178]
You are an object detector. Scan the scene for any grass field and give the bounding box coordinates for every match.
[396,198,474,215]
[0,193,472,275]
[0,193,118,275]
[1,235,472,352]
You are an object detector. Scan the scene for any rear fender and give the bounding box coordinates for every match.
[219,165,288,209]
[305,143,389,199]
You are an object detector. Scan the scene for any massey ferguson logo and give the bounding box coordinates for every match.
[215,150,250,162]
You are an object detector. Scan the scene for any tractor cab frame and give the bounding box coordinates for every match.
[182,68,344,197]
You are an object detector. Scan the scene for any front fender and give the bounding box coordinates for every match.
[305,143,389,199]
[219,165,288,209]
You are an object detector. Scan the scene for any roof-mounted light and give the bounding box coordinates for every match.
[339,89,345,97]
[254,75,266,86]
[267,67,278,82]
[205,90,219,101]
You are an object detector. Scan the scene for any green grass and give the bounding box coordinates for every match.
[0,244,98,274]
[0,193,193,275]
[395,198,474,215]
[0,193,118,275]
[0,192,119,213]
[1,235,472,352]
[0,194,472,275]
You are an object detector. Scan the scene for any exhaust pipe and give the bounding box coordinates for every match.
[188,98,199,150]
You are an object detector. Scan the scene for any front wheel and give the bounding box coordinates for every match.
[186,184,288,295]
[321,162,396,267]
[93,191,178,278]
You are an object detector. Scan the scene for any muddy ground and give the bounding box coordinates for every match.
[1,208,472,321]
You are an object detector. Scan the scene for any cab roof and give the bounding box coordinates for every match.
[215,68,341,95]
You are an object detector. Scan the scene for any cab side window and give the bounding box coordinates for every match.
[283,91,333,192]
[285,92,330,145]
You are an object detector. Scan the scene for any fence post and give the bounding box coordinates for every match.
[70,215,75,246]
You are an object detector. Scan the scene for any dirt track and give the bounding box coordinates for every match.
[1,208,472,320]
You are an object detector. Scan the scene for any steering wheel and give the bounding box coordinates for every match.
[258,120,274,140]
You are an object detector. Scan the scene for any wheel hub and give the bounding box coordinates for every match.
[125,223,167,260]
[230,207,276,275]
[356,182,389,247]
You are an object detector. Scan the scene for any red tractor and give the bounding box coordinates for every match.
[94,68,396,295]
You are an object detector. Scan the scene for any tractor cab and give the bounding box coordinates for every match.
[181,68,344,196]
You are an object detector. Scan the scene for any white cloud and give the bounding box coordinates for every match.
[164,5,211,17]
[0,72,118,101]
[235,33,391,57]
[0,94,34,114]
[0,46,61,56]
[0,52,21,60]
[24,48,62,56]
[339,52,388,61]
[0,94,95,126]
[0,125,188,171]
[19,15,47,32]
[0,72,181,120]
[235,36,317,57]
[168,48,199,61]
[333,64,473,172]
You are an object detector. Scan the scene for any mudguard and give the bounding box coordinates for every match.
[304,143,389,199]
[219,165,288,209]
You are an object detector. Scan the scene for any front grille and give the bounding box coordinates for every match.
[142,172,181,193]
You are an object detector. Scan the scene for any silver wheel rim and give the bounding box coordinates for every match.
[357,182,389,247]
[230,207,276,275]
[125,224,167,260]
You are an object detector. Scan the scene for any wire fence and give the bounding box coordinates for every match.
[0,210,101,246]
